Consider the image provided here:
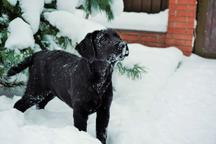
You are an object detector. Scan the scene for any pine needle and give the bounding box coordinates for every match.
[116,62,146,80]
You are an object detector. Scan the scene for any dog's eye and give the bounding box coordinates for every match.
[104,33,109,38]
[100,35,109,43]
[113,33,120,38]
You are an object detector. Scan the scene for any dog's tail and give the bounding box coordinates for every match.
[7,55,33,77]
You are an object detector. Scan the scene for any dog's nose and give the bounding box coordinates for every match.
[121,41,129,57]
[124,45,129,57]
[119,41,127,48]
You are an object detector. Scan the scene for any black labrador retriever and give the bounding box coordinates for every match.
[7,29,129,144]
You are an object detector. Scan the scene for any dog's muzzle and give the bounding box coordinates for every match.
[107,41,129,63]
[119,42,129,59]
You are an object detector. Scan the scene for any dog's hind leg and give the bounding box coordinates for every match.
[14,94,45,112]
[36,92,54,109]
[14,84,46,112]
[14,97,34,112]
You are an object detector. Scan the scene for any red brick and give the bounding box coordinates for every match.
[142,42,166,47]
[120,34,140,41]
[169,0,177,4]
[176,5,196,11]
[180,46,193,51]
[167,34,192,40]
[187,18,195,24]
[167,27,194,34]
[176,35,192,40]
[176,22,194,28]
[117,31,139,36]
[169,22,194,29]
[176,11,195,17]
[177,0,196,4]
[141,37,165,43]
[141,37,157,42]
[169,16,188,23]
[139,32,165,37]
[183,51,193,56]
[166,38,193,46]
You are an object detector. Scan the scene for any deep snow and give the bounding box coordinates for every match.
[1,44,216,144]
[19,0,44,34]
[5,18,35,50]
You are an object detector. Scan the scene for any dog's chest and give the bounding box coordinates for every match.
[84,80,111,114]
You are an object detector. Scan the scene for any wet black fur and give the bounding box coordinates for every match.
[7,29,129,144]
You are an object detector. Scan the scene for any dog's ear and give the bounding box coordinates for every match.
[75,31,100,61]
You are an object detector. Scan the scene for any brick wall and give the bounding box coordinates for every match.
[116,30,167,47]
[117,0,197,56]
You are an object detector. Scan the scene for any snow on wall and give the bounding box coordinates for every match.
[57,0,79,13]
[111,0,124,17]
[44,11,105,44]
[5,18,35,50]
[19,0,44,34]
[71,8,168,32]
[89,10,169,32]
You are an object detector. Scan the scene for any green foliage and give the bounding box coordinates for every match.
[0,0,22,22]
[116,62,146,80]
[0,77,25,88]
[0,28,8,48]
[0,0,15,17]
[38,20,73,50]
[1,48,32,69]
[83,0,114,20]
[0,48,33,87]
[0,14,9,28]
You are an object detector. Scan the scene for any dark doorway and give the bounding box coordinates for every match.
[123,0,168,13]
[194,0,216,58]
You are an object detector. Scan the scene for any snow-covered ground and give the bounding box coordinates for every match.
[1,44,216,144]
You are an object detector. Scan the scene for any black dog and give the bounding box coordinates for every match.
[7,29,129,144]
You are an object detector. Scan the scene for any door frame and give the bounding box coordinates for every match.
[194,0,216,58]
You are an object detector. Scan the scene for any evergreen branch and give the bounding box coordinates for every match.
[0,78,25,88]
[0,28,8,48]
[116,62,146,80]
[0,49,32,88]
[38,16,72,50]
[0,0,22,21]
[83,0,114,20]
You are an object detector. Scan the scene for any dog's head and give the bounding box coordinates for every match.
[75,29,129,63]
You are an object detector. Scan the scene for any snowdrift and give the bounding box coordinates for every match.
[0,44,186,144]
[1,43,216,144]
[44,10,105,44]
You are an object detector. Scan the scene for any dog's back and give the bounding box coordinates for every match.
[37,50,95,103]
[8,50,95,108]
[30,50,95,106]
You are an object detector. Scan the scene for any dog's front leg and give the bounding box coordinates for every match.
[73,108,88,131]
[96,85,113,144]
[96,106,110,144]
